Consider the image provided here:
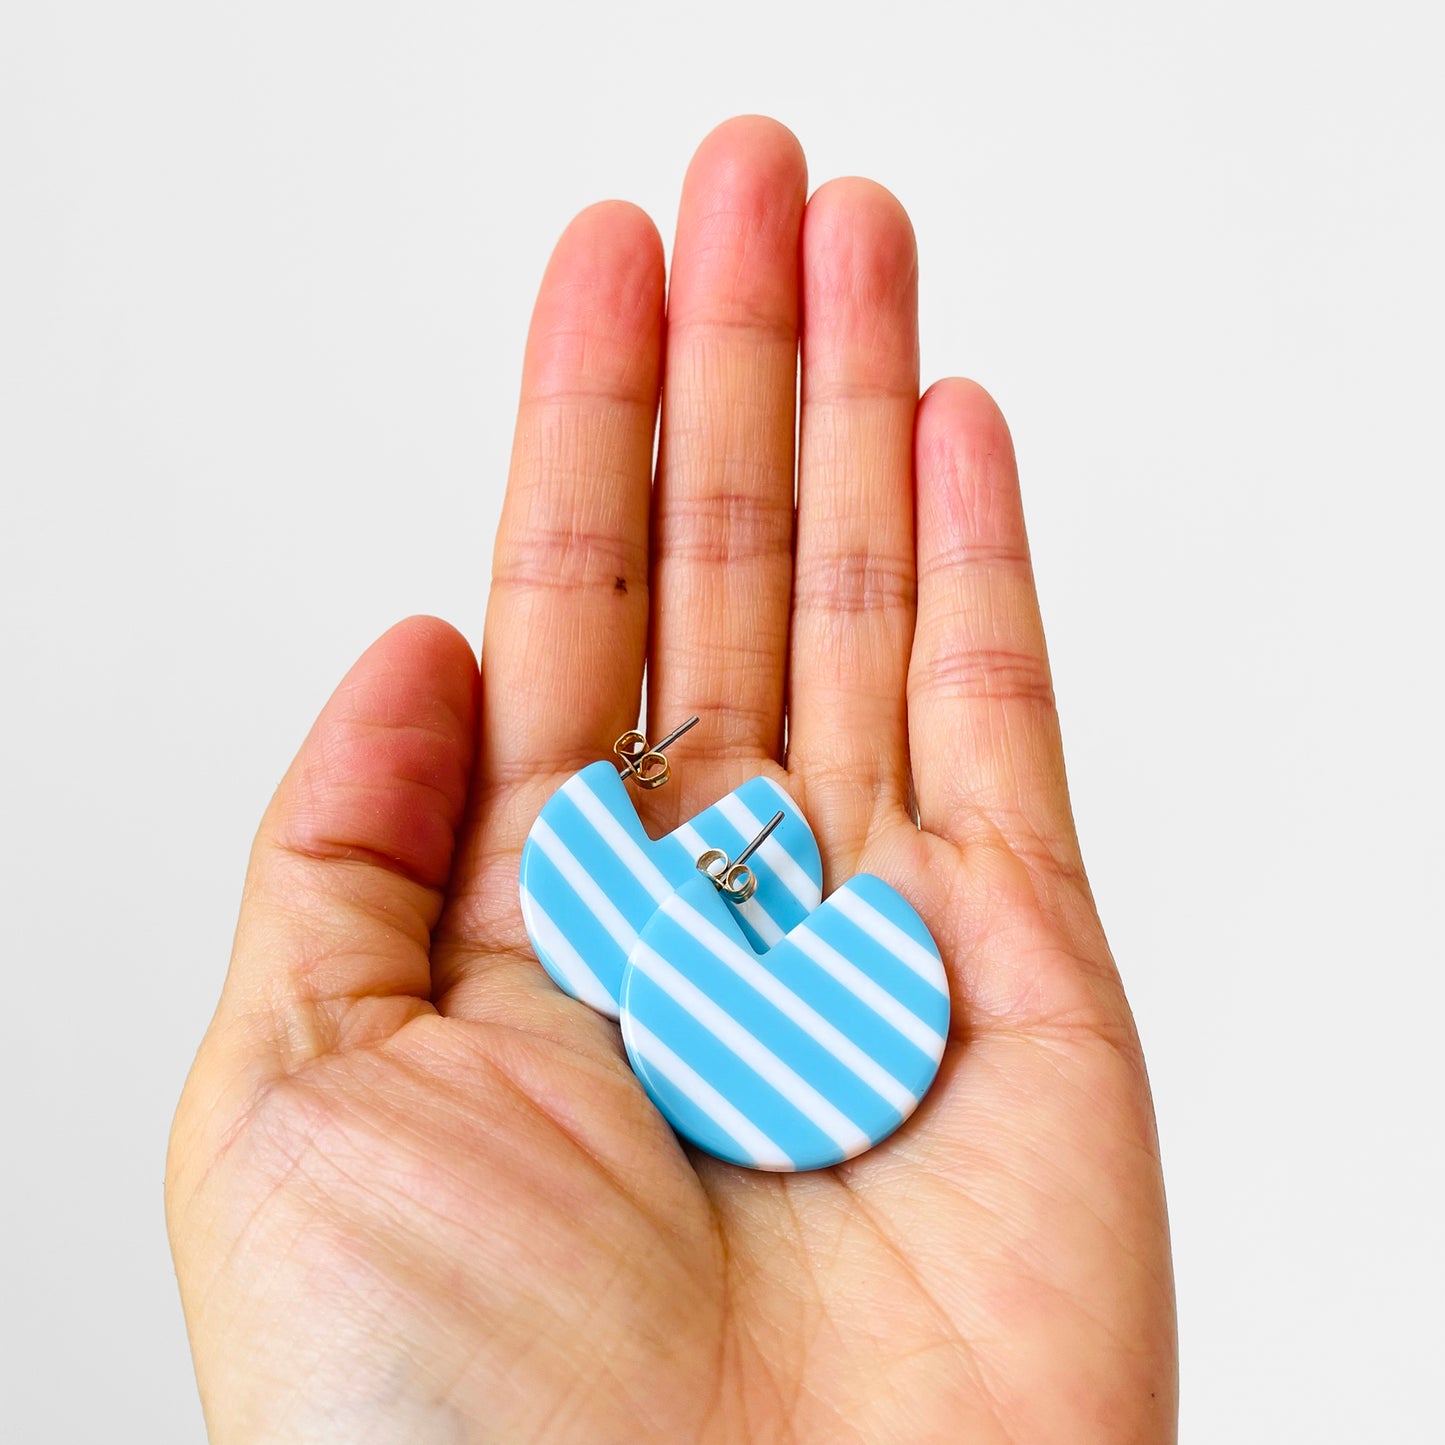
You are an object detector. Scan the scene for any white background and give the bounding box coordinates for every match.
[3,2,1441,1439]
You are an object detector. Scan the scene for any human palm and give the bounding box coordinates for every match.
[166,116,1176,1444]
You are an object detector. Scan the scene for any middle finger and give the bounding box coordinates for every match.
[647,116,807,780]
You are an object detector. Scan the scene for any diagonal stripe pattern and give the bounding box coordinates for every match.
[619,872,950,1172]
[519,762,823,1018]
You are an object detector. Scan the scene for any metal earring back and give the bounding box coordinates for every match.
[613,715,699,791]
[695,809,785,903]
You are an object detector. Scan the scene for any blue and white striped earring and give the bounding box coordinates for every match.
[518,719,824,1019]
[617,816,951,1173]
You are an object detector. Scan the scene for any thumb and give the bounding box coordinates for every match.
[215,616,478,1069]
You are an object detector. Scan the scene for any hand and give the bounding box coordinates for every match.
[166,115,1176,1444]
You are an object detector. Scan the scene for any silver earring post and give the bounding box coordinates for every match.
[696,810,784,903]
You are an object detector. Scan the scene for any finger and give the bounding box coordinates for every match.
[908,379,1081,869]
[481,200,665,779]
[648,115,806,766]
[220,617,478,1065]
[429,204,664,1012]
[787,178,920,870]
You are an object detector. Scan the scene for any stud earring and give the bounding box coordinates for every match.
[518,723,823,1020]
[611,715,699,791]
[694,809,785,903]
[617,852,951,1174]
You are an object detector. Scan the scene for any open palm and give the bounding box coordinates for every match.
[167,116,1176,1444]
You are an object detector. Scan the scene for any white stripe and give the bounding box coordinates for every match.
[630,942,869,1154]
[529,818,637,954]
[623,1016,794,1170]
[664,896,916,1114]
[561,775,670,902]
[519,887,616,1014]
[790,924,946,1063]
[830,888,947,993]
[716,793,818,908]
[733,895,784,947]
[673,820,786,947]
[756,778,825,906]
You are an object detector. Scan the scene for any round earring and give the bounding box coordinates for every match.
[617,838,951,1173]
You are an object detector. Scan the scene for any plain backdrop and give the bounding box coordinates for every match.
[3,2,1442,1439]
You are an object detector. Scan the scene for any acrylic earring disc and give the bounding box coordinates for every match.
[619,873,951,1171]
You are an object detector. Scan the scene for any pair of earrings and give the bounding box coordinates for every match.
[518,720,950,1172]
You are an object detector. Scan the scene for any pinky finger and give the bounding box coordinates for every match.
[907,379,1081,874]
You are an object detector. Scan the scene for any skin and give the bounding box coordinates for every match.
[166,115,1178,1444]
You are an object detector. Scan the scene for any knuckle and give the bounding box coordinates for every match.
[918,540,1033,583]
[491,521,647,597]
[654,482,793,566]
[911,643,1056,709]
[793,549,915,616]
[667,305,796,343]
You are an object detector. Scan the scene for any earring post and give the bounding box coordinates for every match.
[650,715,700,755]
[733,810,784,869]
